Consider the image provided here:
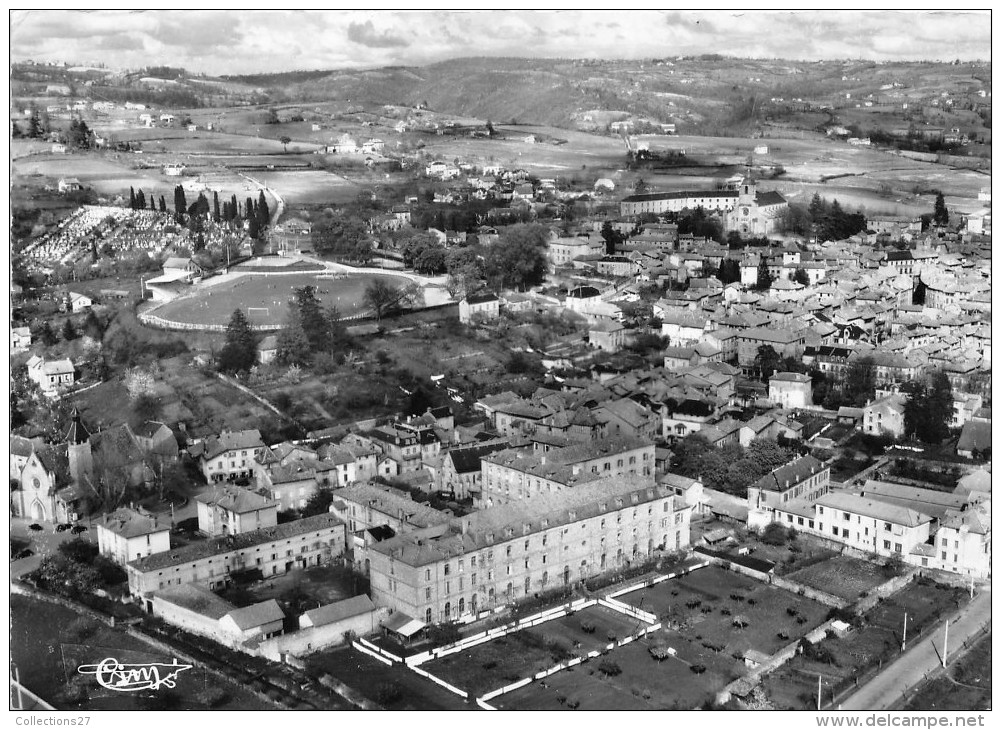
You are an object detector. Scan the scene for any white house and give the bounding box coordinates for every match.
[67,291,93,312]
[768,372,813,409]
[195,485,279,537]
[27,356,75,394]
[11,326,31,352]
[862,394,907,439]
[195,429,267,482]
[459,293,500,324]
[97,507,171,565]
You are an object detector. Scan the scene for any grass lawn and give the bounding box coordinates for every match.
[423,604,641,697]
[495,629,745,710]
[902,632,991,712]
[10,594,271,711]
[787,555,896,602]
[305,645,472,711]
[620,565,829,657]
[152,270,412,327]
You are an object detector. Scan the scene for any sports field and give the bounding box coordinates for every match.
[151,270,412,327]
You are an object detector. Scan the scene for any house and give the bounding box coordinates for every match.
[862,394,907,439]
[439,441,510,500]
[746,454,830,516]
[67,291,93,312]
[97,507,171,565]
[196,485,279,536]
[195,429,267,482]
[957,420,991,459]
[299,594,379,641]
[163,163,185,176]
[258,335,278,365]
[806,492,932,558]
[11,326,31,352]
[51,143,67,154]
[27,356,75,394]
[768,372,813,409]
[662,342,722,370]
[588,320,627,352]
[459,293,500,324]
[58,178,82,193]
[330,482,450,541]
[132,421,179,464]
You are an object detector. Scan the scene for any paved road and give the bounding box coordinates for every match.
[840,587,991,711]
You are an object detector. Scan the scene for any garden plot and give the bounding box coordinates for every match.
[495,629,745,711]
[619,565,829,656]
[787,555,895,602]
[422,603,639,698]
[759,578,971,710]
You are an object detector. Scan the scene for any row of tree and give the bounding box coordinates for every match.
[780,193,867,241]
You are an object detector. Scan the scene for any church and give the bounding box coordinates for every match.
[724,181,788,237]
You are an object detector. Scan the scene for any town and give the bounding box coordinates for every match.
[9,12,992,715]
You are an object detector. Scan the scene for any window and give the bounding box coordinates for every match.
[444,564,450,576]
[884,522,892,532]
[426,568,431,580]
[426,587,431,600]
[894,543,902,554]
[884,540,891,550]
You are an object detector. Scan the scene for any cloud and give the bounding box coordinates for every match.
[347,20,409,48]
[98,33,145,52]
[156,13,243,48]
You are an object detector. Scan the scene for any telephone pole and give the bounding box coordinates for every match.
[942,619,949,668]
[901,612,908,651]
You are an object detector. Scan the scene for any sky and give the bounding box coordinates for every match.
[10,10,992,76]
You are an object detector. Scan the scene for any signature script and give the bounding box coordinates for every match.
[77,658,193,692]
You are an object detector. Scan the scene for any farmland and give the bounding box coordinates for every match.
[787,555,896,602]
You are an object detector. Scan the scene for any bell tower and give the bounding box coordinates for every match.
[66,407,93,486]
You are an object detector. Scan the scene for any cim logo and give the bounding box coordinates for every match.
[77,657,193,692]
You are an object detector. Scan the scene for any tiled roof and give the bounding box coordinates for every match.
[201,429,265,461]
[302,595,375,627]
[100,507,168,539]
[225,599,285,630]
[816,492,931,528]
[195,485,276,513]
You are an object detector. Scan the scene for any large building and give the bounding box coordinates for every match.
[363,475,691,625]
[126,514,346,597]
[479,435,655,508]
[620,189,738,217]
[747,454,830,513]
[196,430,267,483]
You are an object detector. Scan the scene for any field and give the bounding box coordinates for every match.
[10,594,271,711]
[760,578,971,710]
[902,631,991,712]
[620,565,830,656]
[149,269,415,327]
[305,645,472,711]
[248,169,360,205]
[422,604,641,698]
[786,555,894,602]
[494,631,741,710]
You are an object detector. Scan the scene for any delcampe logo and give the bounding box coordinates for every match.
[77,657,193,692]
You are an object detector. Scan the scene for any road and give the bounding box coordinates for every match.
[839,587,991,711]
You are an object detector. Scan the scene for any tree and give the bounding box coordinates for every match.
[483,223,548,291]
[279,135,291,152]
[754,344,780,381]
[761,522,788,546]
[275,305,312,367]
[717,258,741,285]
[37,321,59,346]
[265,107,280,125]
[933,192,949,226]
[173,185,187,223]
[159,196,167,213]
[486,119,496,137]
[311,210,372,261]
[792,267,810,286]
[755,257,774,290]
[293,285,327,351]
[600,220,626,255]
[843,356,877,407]
[136,189,146,210]
[68,117,92,149]
[218,309,258,374]
[129,186,137,210]
[302,489,334,517]
[257,191,271,228]
[362,280,419,321]
[28,107,44,138]
[445,247,483,299]
[62,318,77,341]
[212,191,221,223]
[902,370,953,444]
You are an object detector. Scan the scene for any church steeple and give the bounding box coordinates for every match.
[66,407,91,445]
